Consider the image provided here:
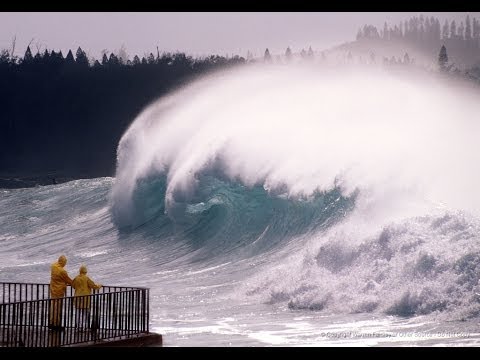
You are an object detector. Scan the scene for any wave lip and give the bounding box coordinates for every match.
[111,171,354,260]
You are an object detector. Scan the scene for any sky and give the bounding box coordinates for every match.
[0,12,478,60]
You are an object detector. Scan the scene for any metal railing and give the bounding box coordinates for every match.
[0,283,149,347]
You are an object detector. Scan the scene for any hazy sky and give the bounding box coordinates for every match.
[0,12,478,60]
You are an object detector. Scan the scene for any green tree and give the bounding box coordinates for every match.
[264,48,272,63]
[0,49,9,64]
[101,53,108,66]
[75,47,89,66]
[383,22,388,39]
[49,50,64,67]
[438,45,448,70]
[307,46,314,60]
[285,47,292,62]
[473,18,480,39]
[450,21,456,39]
[108,53,119,66]
[147,53,155,64]
[65,49,75,64]
[23,46,33,63]
[465,15,471,40]
[442,20,449,40]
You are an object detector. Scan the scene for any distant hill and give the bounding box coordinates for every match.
[326,14,480,69]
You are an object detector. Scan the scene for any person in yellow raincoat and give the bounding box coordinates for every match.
[49,255,73,330]
[72,265,102,330]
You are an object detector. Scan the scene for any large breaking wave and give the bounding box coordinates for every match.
[107,63,480,318]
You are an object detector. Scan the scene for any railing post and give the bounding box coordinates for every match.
[1,304,5,346]
[145,289,150,333]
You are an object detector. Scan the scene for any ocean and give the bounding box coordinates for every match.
[2,64,480,346]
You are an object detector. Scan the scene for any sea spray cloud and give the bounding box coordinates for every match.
[110,63,480,227]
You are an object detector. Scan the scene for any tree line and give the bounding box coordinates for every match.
[355,14,480,68]
[0,46,246,178]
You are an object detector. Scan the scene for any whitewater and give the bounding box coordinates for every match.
[2,63,480,346]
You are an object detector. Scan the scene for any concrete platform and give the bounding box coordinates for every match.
[77,332,163,347]
[0,325,162,347]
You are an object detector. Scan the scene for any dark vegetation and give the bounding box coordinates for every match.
[0,46,246,181]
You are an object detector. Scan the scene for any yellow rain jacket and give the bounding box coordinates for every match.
[72,267,102,309]
[50,257,73,298]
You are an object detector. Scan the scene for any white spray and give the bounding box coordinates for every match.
[111,63,480,227]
